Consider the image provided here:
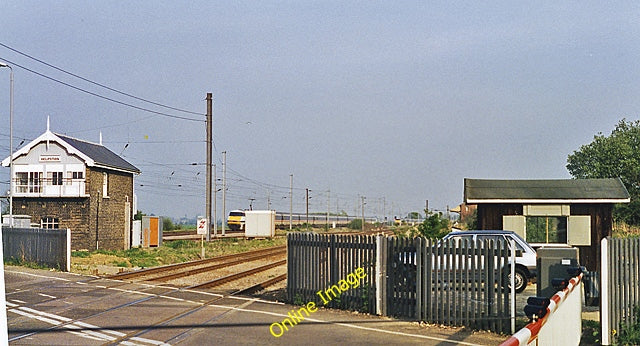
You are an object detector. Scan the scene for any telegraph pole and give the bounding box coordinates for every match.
[206,93,212,241]
[213,164,217,236]
[267,190,271,210]
[289,174,293,230]
[383,196,386,225]
[222,151,226,236]
[326,189,330,229]
[361,196,366,231]
[306,188,309,231]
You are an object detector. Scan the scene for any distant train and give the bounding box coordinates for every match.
[226,210,381,230]
[273,211,378,228]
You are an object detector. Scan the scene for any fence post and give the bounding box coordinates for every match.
[330,234,337,285]
[601,237,610,345]
[66,228,71,272]
[416,237,422,321]
[510,238,515,334]
[376,234,383,315]
[0,224,8,341]
[381,236,388,316]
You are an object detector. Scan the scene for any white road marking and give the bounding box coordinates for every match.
[8,305,170,345]
[10,308,64,325]
[38,293,57,299]
[202,303,484,346]
[18,306,71,322]
[5,270,70,281]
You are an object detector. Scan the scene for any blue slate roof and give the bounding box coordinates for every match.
[56,134,140,174]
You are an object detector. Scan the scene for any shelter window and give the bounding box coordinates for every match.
[526,216,567,243]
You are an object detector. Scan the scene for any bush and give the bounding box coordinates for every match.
[163,217,178,231]
[347,219,363,230]
[617,306,640,345]
[416,212,450,239]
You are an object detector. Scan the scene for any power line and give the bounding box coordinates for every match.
[106,140,205,144]
[65,115,156,134]
[0,42,205,116]
[0,57,204,123]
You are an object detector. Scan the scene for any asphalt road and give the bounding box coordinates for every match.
[3,266,509,345]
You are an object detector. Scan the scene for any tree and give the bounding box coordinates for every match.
[134,210,145,221]
[460,208,478,230]
[567,119,640,224]
[163,217,179,231]
[407,212,422,220]
[416,211,450,239]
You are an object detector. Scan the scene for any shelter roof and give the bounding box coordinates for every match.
[464,178,630,204]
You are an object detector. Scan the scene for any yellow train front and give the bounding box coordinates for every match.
[227,210,246,231]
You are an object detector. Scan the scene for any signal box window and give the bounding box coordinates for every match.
[41,217,59,229]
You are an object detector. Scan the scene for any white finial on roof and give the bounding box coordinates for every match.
[99,132,102,145]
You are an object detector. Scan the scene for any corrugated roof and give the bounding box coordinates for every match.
[464,178,630,203]
[56,134,140,174]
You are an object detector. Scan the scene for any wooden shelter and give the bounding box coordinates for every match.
[464,178,630,271]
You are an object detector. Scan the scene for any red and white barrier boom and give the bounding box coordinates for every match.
[501,270,584,346]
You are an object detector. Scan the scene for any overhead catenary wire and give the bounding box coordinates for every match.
[0,51,406,216]
[0,57,204,123]
[0,42,205,117]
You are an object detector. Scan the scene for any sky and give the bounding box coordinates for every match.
[1,2,639,220]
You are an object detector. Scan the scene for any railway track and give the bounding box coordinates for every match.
[233,273,287,295]
[101,279,287,345]
[147,249,286,282]
[110,228,389,293]
[8,267,288,345]
[8,228,399,344]
[106,245,286,281]
[188,259,287,289]
[107,244,287,298]
[163,229,246,241]
[91,246,288,343]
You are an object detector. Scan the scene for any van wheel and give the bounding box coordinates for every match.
[504,267,527,293]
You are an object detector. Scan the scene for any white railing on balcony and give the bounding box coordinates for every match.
[13,178,87,197]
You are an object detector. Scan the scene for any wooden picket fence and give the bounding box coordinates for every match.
[287,232,513,334]
[286,233,376,312]
[2,227,71,271]
[601,237,640,345]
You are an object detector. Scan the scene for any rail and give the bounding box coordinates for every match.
[188,259,287,289]
[148,249,286,282]
[233,273,287,295]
